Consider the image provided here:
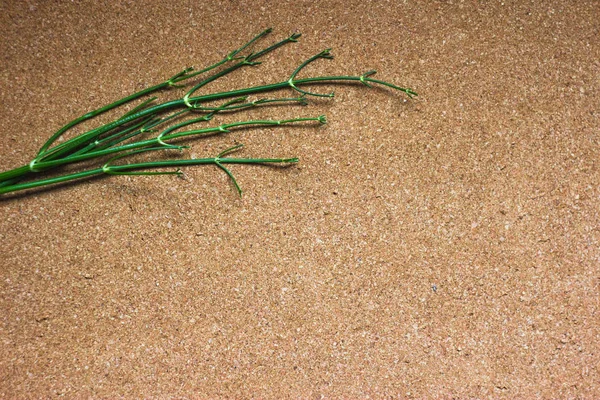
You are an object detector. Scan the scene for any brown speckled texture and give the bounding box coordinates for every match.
[1,0,598,398]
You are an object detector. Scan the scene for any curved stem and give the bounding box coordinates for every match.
[36,82,170,157]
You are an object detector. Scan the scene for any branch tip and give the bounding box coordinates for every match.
[217,143,244,158]
[320,48,334,59]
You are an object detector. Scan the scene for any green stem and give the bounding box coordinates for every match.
[0,151,297,195]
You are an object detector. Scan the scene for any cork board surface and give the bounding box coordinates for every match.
[1,0,598,398]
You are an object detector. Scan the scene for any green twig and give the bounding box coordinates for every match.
[0,28,416,196]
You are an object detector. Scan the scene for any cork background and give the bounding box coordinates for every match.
[1,0,598,398]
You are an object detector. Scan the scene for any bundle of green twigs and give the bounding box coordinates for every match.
[0,28,416,196]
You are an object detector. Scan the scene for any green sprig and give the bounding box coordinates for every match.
[0,28,416,196]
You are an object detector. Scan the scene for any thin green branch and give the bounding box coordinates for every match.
[288,49,336,98]
[0,145,297,195]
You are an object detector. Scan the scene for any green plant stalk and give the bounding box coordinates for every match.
[0,146,297,196]
[0,28,416,196]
